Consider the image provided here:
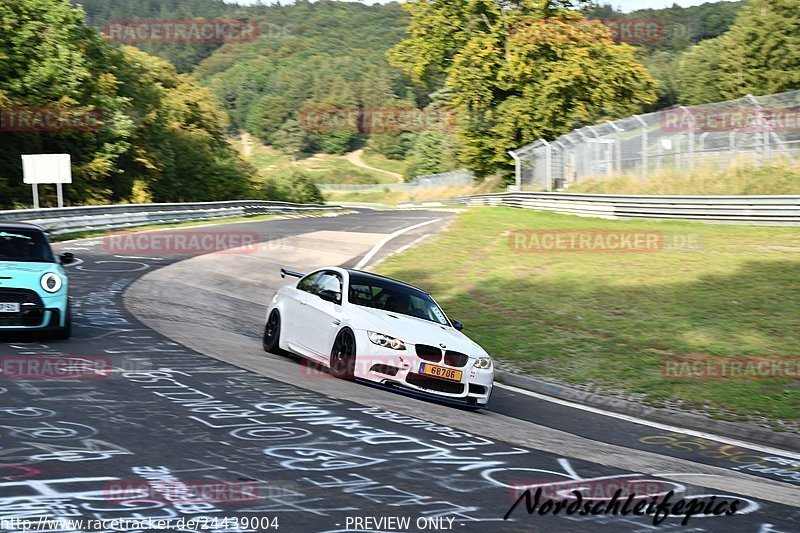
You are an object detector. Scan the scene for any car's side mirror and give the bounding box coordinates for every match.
[452,320,464,331]
[318,290,341,305]
[59,252,75,265]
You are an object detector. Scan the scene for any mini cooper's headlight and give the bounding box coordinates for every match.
[40,273,63,293]
[473,356,492,370]
[367,331,406,350]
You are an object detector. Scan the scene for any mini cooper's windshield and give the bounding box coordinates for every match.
[348,273,449,326]
[0,228,55,263]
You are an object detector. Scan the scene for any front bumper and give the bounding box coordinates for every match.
[0,288,68,331]
[351,330,493,407]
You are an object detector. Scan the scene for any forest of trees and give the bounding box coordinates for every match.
[1,0,797,208]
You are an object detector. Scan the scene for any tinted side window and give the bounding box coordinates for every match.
[297,272,322,295]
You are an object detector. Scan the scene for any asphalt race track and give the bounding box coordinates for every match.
[0,209,797,533]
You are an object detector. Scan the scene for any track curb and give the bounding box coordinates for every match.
[496,370,800,452]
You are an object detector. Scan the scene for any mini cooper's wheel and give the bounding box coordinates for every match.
[330,329,356,380]
[262,310,282,353]
[52,302,71,340]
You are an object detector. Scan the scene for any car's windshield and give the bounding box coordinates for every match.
[0,229,55,262]
[348,273,449,326]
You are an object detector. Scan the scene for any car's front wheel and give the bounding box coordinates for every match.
[262,310,282,353]
[330,329,356,380]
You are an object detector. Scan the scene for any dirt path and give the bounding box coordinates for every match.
[345,149,403,182]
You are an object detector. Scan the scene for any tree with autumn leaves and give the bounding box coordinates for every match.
[388,0,658,177]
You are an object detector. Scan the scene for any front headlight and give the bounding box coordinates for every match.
[473,356,492,370]
[40,273,63,293]
[367,331,406,350]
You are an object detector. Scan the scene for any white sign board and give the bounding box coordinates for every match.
[22,154,72,184]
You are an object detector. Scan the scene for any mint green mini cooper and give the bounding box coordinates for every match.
[0,223,75,339]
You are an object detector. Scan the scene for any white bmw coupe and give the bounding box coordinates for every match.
[263,267,493,408]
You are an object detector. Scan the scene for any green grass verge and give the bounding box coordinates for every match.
[374,207,800,422]
[567,161,800,195]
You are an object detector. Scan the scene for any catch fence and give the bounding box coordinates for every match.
[511,90,800,190]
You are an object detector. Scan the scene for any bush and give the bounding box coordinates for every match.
[258,171,325,204]
[313,132,358,155]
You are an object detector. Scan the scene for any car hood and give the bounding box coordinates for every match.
[0,261,63,281]
[349,305,487,356]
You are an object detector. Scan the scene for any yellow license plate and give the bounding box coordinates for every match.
[419,363,462,382]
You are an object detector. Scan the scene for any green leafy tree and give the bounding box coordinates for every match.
[312,131,357,155]
[271,119,309,160]
[246,95,294,143]
[717,0,800,98]
[0,0,253,208]
[388,1,657,176]
[675,37,727,105]
[368,132,413,160]
[404,131,458,180]
[674,0,799,104]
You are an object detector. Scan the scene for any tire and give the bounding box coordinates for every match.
[262,310,282,353]
[52,303,71,340]
[330,329,356,380]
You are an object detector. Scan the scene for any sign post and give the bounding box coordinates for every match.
[21,154,72,208]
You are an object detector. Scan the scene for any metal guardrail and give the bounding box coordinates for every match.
[456,192,800,225]
[0,200,341,236]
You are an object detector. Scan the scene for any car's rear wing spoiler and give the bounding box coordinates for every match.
[280,268,305,279]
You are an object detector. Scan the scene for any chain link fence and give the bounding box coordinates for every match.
[510,90,800,191]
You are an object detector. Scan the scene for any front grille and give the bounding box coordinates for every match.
[444,350,469,368]
[0,288,44,306]
[406,373,464,395]
[415,344,442,363]
[0,288,45,326]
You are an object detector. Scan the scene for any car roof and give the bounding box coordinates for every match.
[0,222,45,232]
[345,269,428,294]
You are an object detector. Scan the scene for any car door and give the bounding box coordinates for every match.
[284,271,322,351]
[300,270,344,359]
